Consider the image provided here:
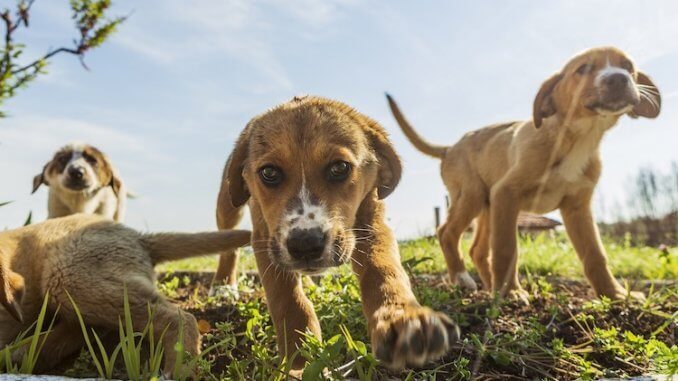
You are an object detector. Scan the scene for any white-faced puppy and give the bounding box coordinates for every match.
[388,47,660,302]
[0,214,251,376]
[215,96,460,372]
[32,142,127,222]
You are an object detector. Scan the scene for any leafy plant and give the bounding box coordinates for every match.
[0,0,126,116]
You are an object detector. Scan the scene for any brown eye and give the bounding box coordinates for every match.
[58,154,70,165]
[576,63,594,75]
[259,165,283,186]
[327,161,351,182]
[82,153,97,165]
[621,60,634,72]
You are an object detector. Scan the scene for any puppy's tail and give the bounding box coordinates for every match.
[141,230,251,265]
[386,93,447,159]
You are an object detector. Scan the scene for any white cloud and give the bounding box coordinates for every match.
[111,0,364,91]
[267,0,360,28]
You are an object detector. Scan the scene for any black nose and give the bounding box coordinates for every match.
[68,166,85,180]
[286,228,327,261]
[604,73,629,91]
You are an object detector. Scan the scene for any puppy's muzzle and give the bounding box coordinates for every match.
[286,227,327,262]
[68,166,85,181]
[594,71,639,112]
[602,72,629,94]
[65,166,89,190]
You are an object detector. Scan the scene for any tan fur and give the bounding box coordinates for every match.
[388,47,660,302]
[32,143,128,222]
[215,96,459,371]
[0,214,250,375]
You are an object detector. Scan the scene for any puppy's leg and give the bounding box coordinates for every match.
[560,198,644,300]
[0,314,23,348]
[11,322,83,372]
[212,182,245,291]
[353,195,459,369]
[153,303,201,378]
[254,247,320,371]
[57,277,200,377]
[469,209,492,290]
[489,186,527,302]
[438,191,482,291]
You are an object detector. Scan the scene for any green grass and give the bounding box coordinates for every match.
[154,233,676,380]
[7,233,677,380]
[160,233,677,280]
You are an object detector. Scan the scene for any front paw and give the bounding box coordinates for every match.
[605,287,646,302]
[508,288,530,305]
[449,270,478,291]
[372,306,460,369]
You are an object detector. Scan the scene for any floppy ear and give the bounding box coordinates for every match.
[31,163,50,194]
[109,172,124,197]
[109,169,127,222]
[533,72,563,128]
[227,129,251,207]
[629,71,661,119]
[0,260,25,323]
[31,173,44,194]
[364,124,402,199]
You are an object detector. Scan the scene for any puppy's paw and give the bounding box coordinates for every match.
[627,291,646,301]
[607,288,646,302]
[372,306,460,370]
[451,271,478,291]
[209,284,240,300]
[10,345,27,364]
[508,288,530,305]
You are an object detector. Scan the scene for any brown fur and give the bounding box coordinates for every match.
[388,47,660,302]
[215,96,459,371]
[0,214,250,375]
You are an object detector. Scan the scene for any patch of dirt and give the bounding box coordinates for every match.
[160,272,676,380]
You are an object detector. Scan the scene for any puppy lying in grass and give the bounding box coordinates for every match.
[0,214,250,375]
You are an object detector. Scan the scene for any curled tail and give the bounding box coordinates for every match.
[386,94,447,159]
[141,230,251,265]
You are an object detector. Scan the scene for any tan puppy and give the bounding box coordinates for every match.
[215,96,459,371]
[387,47,660,302]
[32,142,128,222]
[0,214,250,375]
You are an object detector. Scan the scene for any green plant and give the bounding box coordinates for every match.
[68,291,122,379]
[0,292,56,374]
[1,0,126,116]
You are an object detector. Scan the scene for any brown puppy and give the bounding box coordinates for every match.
[215,96,459,370]
[388,47,660,302]
[0,214,250,375]
[32,142,128,222]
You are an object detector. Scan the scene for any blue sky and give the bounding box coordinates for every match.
[1,1,677,238]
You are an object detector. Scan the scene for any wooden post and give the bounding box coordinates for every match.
[434,206,441,229]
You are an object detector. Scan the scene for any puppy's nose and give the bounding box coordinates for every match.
[604,73,629,92]
[68,166,85,180]
[286,228,327,261]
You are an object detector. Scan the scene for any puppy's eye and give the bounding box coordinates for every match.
[576,63,594,75]
[58,155,70,165]
[327,161,351,182]
[82,153,97,165]
[621,60,634,72]
[259,165,283,186]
